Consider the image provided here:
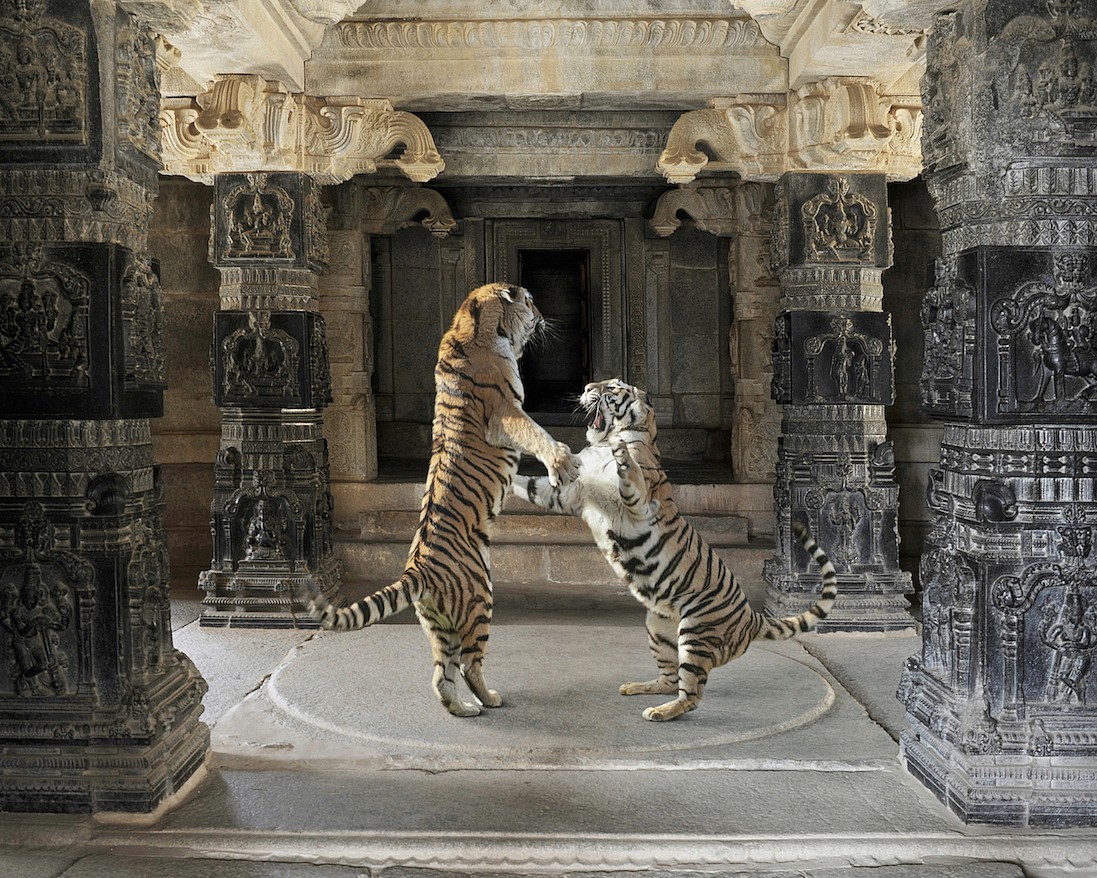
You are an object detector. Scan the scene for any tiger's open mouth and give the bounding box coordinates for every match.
[591,408,605,431]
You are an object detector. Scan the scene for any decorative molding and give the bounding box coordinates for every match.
[160,75,445,185]
[338,16,770,52]
[657,82,923,184]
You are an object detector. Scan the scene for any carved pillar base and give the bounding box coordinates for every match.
[765,172,913,631]
[0,425,208,813]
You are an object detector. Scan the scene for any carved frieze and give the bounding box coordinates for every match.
[121,256,166,388]
[160,76,445,185]
[114,12,160,168]
[921,256,976,418]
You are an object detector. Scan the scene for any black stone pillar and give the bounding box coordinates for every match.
[197,171,342,626]
[0,1,208,812]
[900,0,1097,825]
[765,172,913,630]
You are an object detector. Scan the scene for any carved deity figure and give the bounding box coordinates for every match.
[1041,591,1097,704]
[825,491,863,568]
[800,177,877,263]
[244,498,286,562]
[223,174,296,260]
[0,564,71,697]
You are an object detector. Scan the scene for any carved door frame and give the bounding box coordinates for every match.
[487,219,626,383]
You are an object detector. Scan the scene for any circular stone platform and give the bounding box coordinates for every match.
[254,625,838,769]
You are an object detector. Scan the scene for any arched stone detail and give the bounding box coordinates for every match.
[160,75,445,184]
[649,186,739,237]
[358,186,458,238]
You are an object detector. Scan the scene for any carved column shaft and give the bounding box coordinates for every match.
[764,172,912,631]
[900,0,1097,826]
[0,1,208,812]
[197,171,341,627]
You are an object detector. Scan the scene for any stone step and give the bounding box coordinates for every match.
[357,508,751,545]
[338,479,774,534]
[334,532,773,597]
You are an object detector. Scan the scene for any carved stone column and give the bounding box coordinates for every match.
[764,172,913,631]
[900,0,1097,826]
[160,76,445,626]
[0,1,208,811]
[197,169,341,626]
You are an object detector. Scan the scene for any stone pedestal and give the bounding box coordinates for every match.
[0,0,208,812]
[197,172,341,627]
[764,172,913,631]
[900,0,1097,825]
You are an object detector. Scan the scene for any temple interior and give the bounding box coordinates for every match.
[3,0,1097,875]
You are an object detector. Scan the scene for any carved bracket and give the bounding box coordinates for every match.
[356,186,458,238]
[161,75,445,185]
[657,81,923,184]
[649,186,739,237]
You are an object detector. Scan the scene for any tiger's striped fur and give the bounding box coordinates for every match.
[305,282,578,717]
[512,378,837,722]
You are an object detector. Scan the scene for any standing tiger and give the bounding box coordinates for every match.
[305,282,578,717]
[512,378,837,722]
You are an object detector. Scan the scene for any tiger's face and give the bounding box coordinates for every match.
[458,282,545,356]
[580,378,655,443]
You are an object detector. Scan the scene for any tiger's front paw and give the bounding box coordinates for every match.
[547,441,579,486]
[612,440,633,478]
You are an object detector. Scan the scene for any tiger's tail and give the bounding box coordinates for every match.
[305,572,423,631]
[756,520,837,640]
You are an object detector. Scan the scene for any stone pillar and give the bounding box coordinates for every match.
[900,0,1097,826]
[159,76,446,626]
[0,1,208,812]
[764,172,912,631]
[197,170,341,627]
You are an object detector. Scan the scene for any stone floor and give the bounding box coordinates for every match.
[2,580,1097,878]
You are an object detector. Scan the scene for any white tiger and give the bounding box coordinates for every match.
[512,378,838,721]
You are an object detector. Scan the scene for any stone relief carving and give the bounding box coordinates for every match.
[221,310,300,400]
[221,173,296,261]
[921,256,975,416]
[649,186,738,238]
[121,256,165,387]
[114,14,160,164]
[990,250,1097,415]
[801,176,878,263]
[0,0,86,143]
[803,314,884,402]
[160,76,445,185]
[0,244,89,386]
[0,502,93,699]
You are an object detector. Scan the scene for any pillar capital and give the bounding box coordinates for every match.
[160,74,445,185]
[657,80,922,185]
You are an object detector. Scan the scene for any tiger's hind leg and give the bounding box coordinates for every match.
[421,609,482,717]
[459,594,503,708]
[642,624,714,722]
[620,610,679,696]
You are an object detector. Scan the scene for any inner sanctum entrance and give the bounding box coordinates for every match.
[518,248,591,419]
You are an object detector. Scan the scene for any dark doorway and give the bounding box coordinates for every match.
[518,249,591,418]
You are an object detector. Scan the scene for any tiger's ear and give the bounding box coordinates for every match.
[498,286,516,303]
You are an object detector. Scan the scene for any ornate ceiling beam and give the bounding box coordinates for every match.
[657,79,922,185]
[160,75,445,185]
